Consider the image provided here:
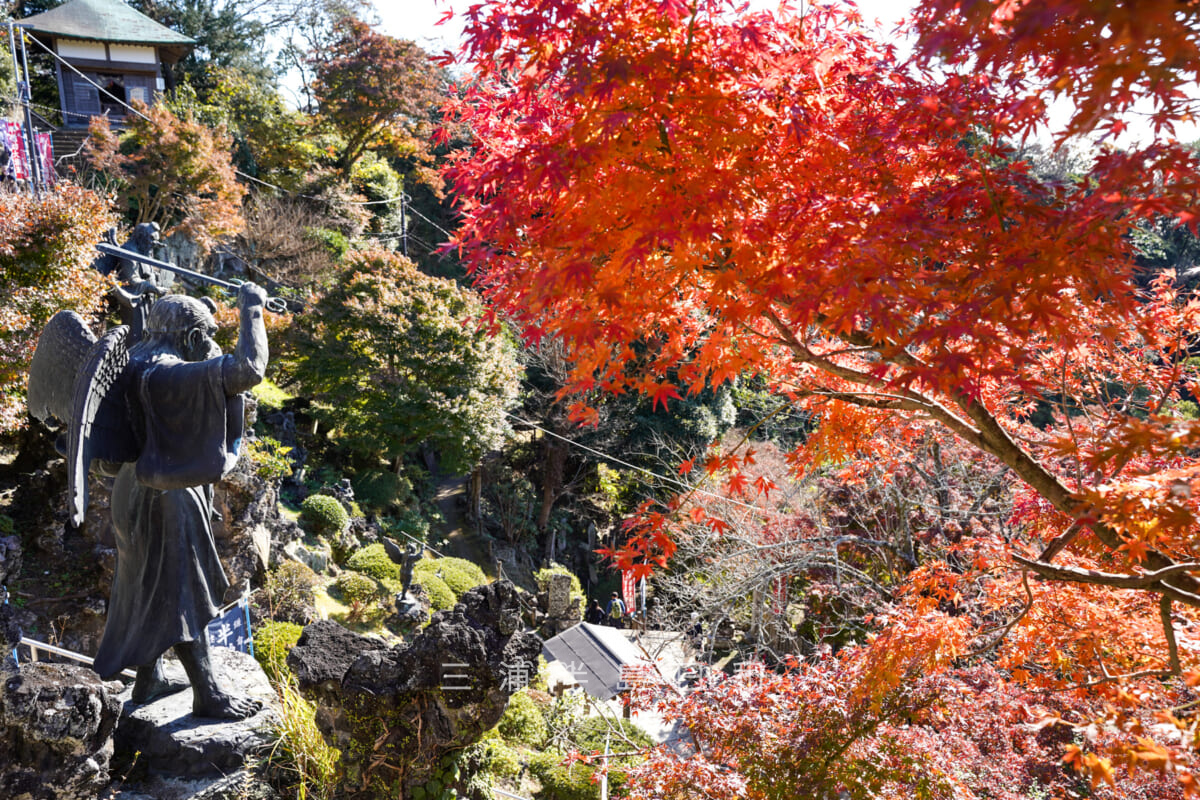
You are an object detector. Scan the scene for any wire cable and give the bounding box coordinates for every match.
[18,27,417,209]
[501,410,772,515]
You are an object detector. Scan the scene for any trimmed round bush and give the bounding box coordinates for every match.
[335,571,382,607]
[253,620,304,683]
[345,542,401,582]
[435,557,488,596]
[299,494,349,537]
[413,563,456,611]
[498,689,548,747]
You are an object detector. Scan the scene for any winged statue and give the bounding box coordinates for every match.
[27,312,137,527]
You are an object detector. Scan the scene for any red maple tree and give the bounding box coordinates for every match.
[446,0,1200,791]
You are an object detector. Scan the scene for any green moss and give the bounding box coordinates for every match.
[345,542,402,582]
[253,620,304,683]
[498,689,547,747]
[252,378,293,412]
[299,494,349,537]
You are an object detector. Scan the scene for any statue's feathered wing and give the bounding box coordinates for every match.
[28,312,137,526]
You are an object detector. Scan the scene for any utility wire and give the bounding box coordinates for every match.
[502,410,772,516]
[404,201,456,240]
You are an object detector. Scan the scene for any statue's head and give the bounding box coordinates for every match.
[131,222,161,251]
[142,295,221,362]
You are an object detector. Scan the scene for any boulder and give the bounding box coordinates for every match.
[289,580,542,797]
[0,534,21,586]
[112,648,279,779]
[0,663,121,800]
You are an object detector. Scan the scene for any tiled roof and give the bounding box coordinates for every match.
[20,0,195,47]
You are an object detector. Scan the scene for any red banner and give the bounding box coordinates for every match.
[621,570,636,613]
[2,121,29,181]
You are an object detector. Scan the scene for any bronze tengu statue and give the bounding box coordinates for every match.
[27,283,270,719]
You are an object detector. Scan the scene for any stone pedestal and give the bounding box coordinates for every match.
[113,648,279,779]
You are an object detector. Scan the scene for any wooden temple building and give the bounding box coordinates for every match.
[19,0,194,127]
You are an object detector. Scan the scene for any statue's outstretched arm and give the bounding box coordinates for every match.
[224,282,269,395]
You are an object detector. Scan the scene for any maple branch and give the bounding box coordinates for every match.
[1037,522,1083,563]
[766,308,1200,606]
[762,308,993,451]
[1012,554,1200,591]
[967,568,1033,659]
[1070,668,1176,690]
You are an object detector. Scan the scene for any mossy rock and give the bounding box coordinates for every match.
[534,564,584,611]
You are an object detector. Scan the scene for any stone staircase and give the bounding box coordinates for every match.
[50,127,92,177]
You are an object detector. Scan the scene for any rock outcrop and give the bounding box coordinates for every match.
[213,435,303,601]
[112,649,280,779]
[0,663,122,800]
[289,580,541,797]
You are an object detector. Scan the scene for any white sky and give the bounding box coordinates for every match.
[374,1,913,56]
[372,0,1196,147]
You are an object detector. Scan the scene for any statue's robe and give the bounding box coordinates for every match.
[93,354,244,679]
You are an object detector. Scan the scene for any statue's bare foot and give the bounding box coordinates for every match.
[192,689,262,720]
[132,664,190,704]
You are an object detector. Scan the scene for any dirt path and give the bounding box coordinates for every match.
[431,474,497,578]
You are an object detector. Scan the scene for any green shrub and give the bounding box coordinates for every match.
[0,514,13,535]
[305,226,350,262]
[573,717,652,757]
[264,561,319,623]
[299,494,349,537]
[434,557,488,596]
[413,565,456,611]
[254,620,304,684]
[483,738,522,780]
[345,542,401,582]
[379,506,431,543]
[498,689,548,747]
[334,572,383,620]
[528,752,614,800]
[244,435,294,481]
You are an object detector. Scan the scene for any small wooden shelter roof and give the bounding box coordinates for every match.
[21,0,195,61]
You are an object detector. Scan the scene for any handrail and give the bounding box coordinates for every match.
[20,637,136,679]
